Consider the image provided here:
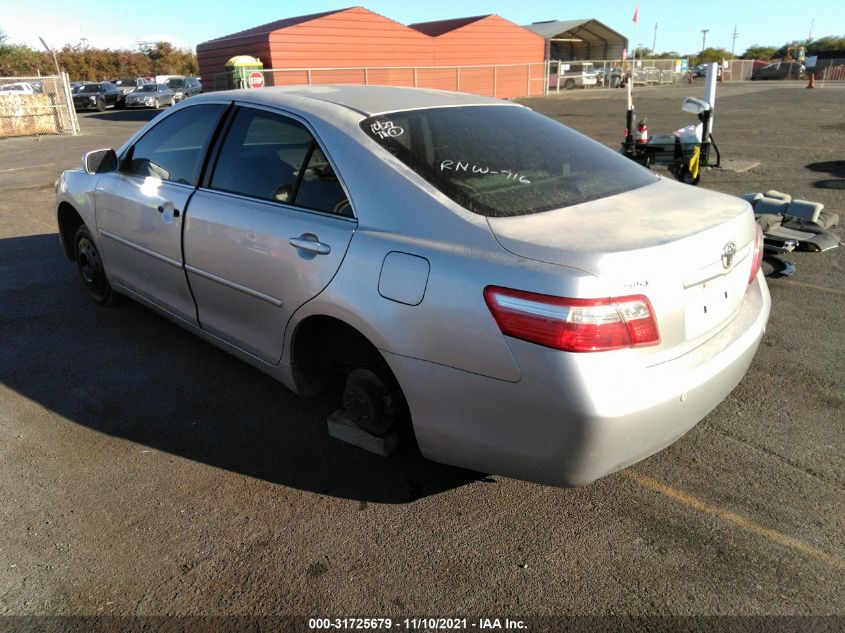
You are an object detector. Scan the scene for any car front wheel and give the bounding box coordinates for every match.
[96,99,105,112]
[75,226,119,306]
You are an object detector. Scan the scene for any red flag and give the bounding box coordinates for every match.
[633,5,639,24]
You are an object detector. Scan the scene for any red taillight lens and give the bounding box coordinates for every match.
[749,224,764,285]
[484,286,660,353]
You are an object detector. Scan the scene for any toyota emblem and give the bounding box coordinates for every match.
[721,242,737,269]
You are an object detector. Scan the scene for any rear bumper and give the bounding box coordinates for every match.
[386,273,770,487]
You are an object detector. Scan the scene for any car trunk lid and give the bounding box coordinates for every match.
[486,178,758,359]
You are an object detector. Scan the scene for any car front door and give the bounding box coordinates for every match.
[183,105,356,364]
[95,103,227,324]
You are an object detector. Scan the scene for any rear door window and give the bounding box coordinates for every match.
[210,108,312,203]
[209,107,351,215]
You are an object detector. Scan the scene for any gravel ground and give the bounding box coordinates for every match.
[0,82,843,629]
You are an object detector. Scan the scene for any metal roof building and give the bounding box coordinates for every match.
[522,19,628,61]
[197,6,545,98]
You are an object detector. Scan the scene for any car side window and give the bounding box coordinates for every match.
[210,107,351,215]
[210,108,312,204]
[122,104,225,185]
[295,146,352,217]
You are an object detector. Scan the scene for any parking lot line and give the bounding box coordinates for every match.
[622,469,845,573]
[0,163,58,173]
[773,279,845,297]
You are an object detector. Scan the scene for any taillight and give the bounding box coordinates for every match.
[748,224,764,285]
[484,286,660,353]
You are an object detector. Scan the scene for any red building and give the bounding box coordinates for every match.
[196,6,546,98]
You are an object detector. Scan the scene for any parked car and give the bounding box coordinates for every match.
[164,76,202,102]
[751,61,804,80]
[55,86,770,487]
[596,66,623,88]
[123,83,175,109]
[112,79,140,95]
[690,63,708,77]
[110,79,141,108]
[72,82,120,111]
[0,81,42,94]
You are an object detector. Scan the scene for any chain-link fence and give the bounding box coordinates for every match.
[811,58,845,83]
[207,57,845,101]
[213,63,549,99]
[0,73,79,139]
[547,59,688,92]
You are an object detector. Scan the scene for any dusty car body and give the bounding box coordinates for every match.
[55,86,770,486]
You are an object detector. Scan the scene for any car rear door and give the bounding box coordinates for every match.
[183,104,356,364]
[94,103,228,324]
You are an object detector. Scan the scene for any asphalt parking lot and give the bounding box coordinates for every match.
[0,83,843,626]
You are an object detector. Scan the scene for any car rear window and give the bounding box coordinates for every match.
[361,105,655,217]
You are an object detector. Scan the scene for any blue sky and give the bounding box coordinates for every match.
[2,0,841,56]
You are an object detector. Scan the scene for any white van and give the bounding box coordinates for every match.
[551,62,598,90]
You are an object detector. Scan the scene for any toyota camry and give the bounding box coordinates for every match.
[55,86,770,486]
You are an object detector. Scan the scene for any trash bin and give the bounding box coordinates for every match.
[224,55,264,90]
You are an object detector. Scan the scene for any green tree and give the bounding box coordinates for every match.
[631,47,681,59]
[806,35,845,53]
[139,41,196,75]
[741,45,777,60]
[0,43,45,76]
[688,47,732,65]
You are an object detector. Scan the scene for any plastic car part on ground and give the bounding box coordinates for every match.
[743,190,841,255]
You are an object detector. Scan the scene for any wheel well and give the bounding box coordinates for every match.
[292,316,397,396]
[57,202,84,261]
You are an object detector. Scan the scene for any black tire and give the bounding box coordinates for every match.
[96,99,105,112]
[678,166,702,186]
[564,78,576,90]
[74,226,119,306]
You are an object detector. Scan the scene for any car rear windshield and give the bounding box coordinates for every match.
[361,105,655,217]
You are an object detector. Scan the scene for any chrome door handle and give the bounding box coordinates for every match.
[289,236,331,255]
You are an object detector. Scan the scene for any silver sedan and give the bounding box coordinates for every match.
[55,86,770,486]
[124,83,174,109]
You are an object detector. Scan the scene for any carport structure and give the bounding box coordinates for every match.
[522,19,627,61]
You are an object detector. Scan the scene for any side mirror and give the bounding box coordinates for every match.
[83,148,118,175]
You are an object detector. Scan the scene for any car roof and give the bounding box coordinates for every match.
[190,85,517,116]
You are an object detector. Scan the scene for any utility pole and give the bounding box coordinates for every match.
[808,18,814,41]
[652,23,657,55]
[701,29,709,53]
[730,25,739,57]
[38,36,62,76]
